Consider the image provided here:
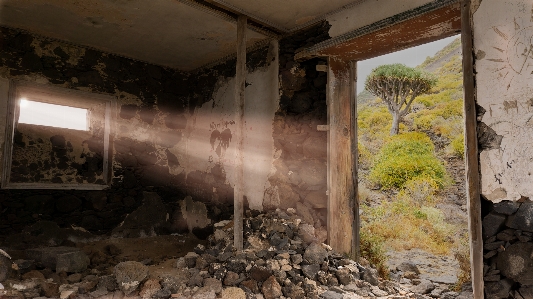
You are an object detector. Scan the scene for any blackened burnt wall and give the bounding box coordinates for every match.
[0,27,271,238]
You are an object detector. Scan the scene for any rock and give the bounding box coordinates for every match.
[112,191,169,238]
[361,267,379,286]
[304,242,328,264]
[261,276,282,299]
[56,251,90,273]
[372,285,389,296]
[441,291,459,299]
[0,252,11,282]
[411,279,435,294]
[397,261,420,274]
[483,212,507,238]
[13,259,35,275]
[221,287,246,299]
[139,279,161,299]
[283,284,306,299]
[223,271,239,286]
[26,247,81,269]
[298,224,317,244]
[296,203,314,227]
[241,279,259,293]
[184,252,198,268]
[493,201,521,215]
[320,290,344,299]
[305,191,327,209]
[303,136,327,159]
[302,264,321,280]
[202,277,222,294]
[66,273,82,283]
[291,254,303,265]
[299,159,327,187]
[485,278,513,299]
[335,268,354,285]
[507,202,533,232]
[114,261,149,295]
[518,286,533,299]
[41,280,60,298]
[497,242,533,285]
[250,266,272,282]
[97,275,118,292]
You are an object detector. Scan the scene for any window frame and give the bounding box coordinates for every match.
[1,80,115,190]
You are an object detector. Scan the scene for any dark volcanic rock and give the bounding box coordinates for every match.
[485,278,513,299]
[493,201,521,215]
[507,202,533,232]
[304,242,328,264]
[497,242,533,285]
[483,212,507,238]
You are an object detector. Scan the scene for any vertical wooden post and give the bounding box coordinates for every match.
[349,60,360,260]
[327,57,358,256]
[461,0,483,297]
[234,15,247,251]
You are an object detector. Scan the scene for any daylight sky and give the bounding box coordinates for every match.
[357,34,460,92]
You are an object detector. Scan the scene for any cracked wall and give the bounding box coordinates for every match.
[474,0,533,203]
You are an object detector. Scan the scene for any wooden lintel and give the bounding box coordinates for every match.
[308,4,461,62]
[234,15,247,251]
[327,57,358,257]
[461,0,483,297]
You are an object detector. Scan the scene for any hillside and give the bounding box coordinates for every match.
[356,37,469,288]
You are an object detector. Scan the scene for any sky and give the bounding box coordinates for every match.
[357,34,460,92]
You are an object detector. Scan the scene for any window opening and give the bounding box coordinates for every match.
[18,98,89,131]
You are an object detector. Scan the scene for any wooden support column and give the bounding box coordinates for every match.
[461,0,483,297]
[327,57,358,257]
[234,15,246,251]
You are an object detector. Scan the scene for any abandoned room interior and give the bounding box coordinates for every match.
[0,0,531,298]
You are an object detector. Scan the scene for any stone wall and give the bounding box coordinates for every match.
[482,199,533,299]
[262,22,330,243]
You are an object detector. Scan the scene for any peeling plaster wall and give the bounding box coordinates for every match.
[473,0,533,203]
[185,41,279,211]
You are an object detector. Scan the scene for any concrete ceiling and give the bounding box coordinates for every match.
[0,0,268,71]
[211,0,361,32]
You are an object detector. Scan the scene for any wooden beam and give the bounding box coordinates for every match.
[350,60,360,260]
[461,0,483,297]
[327,57,357,256]
[234,15,247,251]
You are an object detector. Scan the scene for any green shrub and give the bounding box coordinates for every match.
[450,134,465,158]
[369,132,447,189]
[360,230,389,278]
[398,176,439,205]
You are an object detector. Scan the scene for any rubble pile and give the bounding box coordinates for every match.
[0,208,472,299]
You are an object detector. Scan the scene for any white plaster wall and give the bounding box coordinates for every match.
[0,78,9,179]
[184,41,279,210]
[474,0,533,202]
[326,0,433,38]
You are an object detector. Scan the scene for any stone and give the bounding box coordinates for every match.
[296,203,315,227]
[66,273,82,283]
[250,266,272,282]
[507,202,533,232]
[497,242,533,285]
[202,277,222,294]
[302,264,321,280]
[0,252,11,283]
[221,287,246,299]
[485,278,513,299]
[518,286,533,299]
[305,190,327,209]
[240,279,259,293]
[304,242,328,264]
[291,254,303,265]
[26,247,81,269]
[184,252,198,268]
[299,159,327,187]
[303,136,327,159]
[361,268,379,286]
[320,290,343,299]
[483,212,507,238]
[139,279,161,299]
[441,291,459,299]
[397,261,420,274]
[56,251,90,273]
[298,223,317,244]
[494,201,521,215]
[335,267,354,285]
[41,280,60,298]
[111,191,169,238]
[223,271,239,286]
[283,283,306,299]
[372,286,389,296]
[97,275,118,292]
[261,276,282,299]
[114,261,149,295]
[410,279,435,294]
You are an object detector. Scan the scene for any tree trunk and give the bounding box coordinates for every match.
[390,111,401,135]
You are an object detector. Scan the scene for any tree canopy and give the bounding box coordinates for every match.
[364,64,437,135]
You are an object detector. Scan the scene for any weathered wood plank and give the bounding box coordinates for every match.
[327,57,357,256]
[234,15,247,251]
[350,60,359,260]
[461,0,483,297]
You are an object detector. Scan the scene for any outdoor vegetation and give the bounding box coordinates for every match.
[357,37,470,287]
